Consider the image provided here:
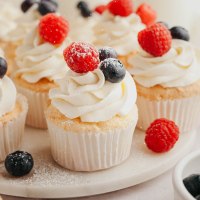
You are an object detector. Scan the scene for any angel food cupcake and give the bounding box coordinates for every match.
[128,23,200,132]
[46,42,138,171]
[0,56,28,162]
[13,13,71,129]
[94,0,148,67]
[3,0,58,75]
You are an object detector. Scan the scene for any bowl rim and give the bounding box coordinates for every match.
[172,150,200,200]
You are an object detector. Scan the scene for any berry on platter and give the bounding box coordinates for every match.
[21,0,37,13]
[99,47,118,61]
[5,151,34,177]
[136,3,157,26]
[183,174,200,198]
[170,26,190,41]
[41,0,58,8]
[94,5,108,15]
[100,58,126,83]
[39,13,69,45]
[138,23,172,57]
[77,1,92,18]
[108,0,134,17]
[0,57,7,79]
[63,42,100,73]
[145,118,179,153]
[38,0,57,16]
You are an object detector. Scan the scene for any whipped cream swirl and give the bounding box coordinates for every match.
[49,69,137,122]
[0,2,22,40]
[0,76,17,117]
[94,11,145,56]
[15,26,70,83]
[128,39,200,88]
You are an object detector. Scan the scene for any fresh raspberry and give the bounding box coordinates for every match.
[108,0,133,17]
[63,42,100,73]
[39,13,69,45]
[145,118,179,153]
[136,3,157,26]
[94,5,108,15]
[138,23,172,57]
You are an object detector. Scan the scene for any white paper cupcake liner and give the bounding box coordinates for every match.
[15,85,48,129]
[137,95,200,133]
[0,94,28,162]
[46,106,138,172]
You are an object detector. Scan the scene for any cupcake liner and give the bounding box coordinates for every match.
[137,95,200,133]
[0,94,28,162]
[46,106,138,172]
[15,84,49,129]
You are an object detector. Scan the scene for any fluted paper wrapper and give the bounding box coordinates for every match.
[16,85,48,129]
[137,95,200,133]
[46,109,138,171]
[0,94,28,162]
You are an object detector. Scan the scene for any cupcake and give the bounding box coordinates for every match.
[46,42,138,171]
[68,1,99,44]
[3,0,58,75]
[93,0,147,67]
[128,23,200,133]
[0,1,22,75]
[13,13,71,129]
[0,55,28,162]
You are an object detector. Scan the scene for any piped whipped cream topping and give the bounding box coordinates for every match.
[4,5,40,42]
[49,68,137,122]
[94,11,145,55]
[0,76,17,117]
[15,26,70,83]
[128,39,200,88]
[0,2,22,40]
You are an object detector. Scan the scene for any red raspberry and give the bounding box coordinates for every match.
[63,42,100,73]
[108,0,133,17]
[136,3,157,26]
[145,118,179,153]
[94,5,108,15]
[39,13,69,45]
[138,23,172,57]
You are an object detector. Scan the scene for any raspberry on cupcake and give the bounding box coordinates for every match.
[0,55,28,162]
[46,42,138,171]
[13,13,71,129]
[128,23,200,133]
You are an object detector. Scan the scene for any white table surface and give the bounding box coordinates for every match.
[1,131,199,200]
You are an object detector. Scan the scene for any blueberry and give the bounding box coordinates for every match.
[170,26,190,41]
[77,1,92,18]
[196,195,200,200]
[41,0,58,8]
[99,47,118,61]
[100,58,126,83]
[38,1,57,16]
[0,57,7,79]
[21,0,37,13]
[5,151,34,177]
[158,21,169,29]
[183,174,200,197]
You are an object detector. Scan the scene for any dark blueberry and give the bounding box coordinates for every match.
[5,151,34,177]
[0,57,7,79]
[21,0,37,13]
[170,26,190,41]
[41,0,58,8]
[158,21,169,29]
[100,58,126,83]
[77,1,92,18]
[196,195,200,200]
[38,1,57,16]
[183,174,200,197]
[99,47,118,61]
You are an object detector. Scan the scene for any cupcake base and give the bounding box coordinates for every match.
[0,94,28,162]
[46,104,138,172]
